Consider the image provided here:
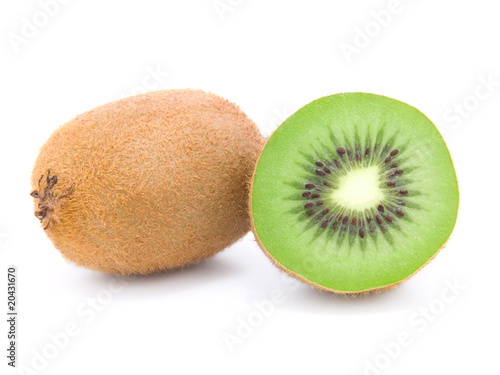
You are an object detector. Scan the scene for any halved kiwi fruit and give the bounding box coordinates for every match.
[251,93,459,294]
[31,89,265,275]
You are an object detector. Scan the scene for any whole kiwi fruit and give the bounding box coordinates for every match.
[31,89,265,275]
[250,93,459,294]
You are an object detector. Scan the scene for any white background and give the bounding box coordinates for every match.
[1,1,499,374]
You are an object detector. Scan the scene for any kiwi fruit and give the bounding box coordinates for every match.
[250,93,459,294]
[31,89,265,275]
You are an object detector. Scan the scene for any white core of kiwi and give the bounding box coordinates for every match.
[330,166,384,211]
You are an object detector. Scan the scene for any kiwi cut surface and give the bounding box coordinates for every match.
[31,89,265,275]
[251,93,459,294]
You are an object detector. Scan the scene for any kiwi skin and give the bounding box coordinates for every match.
[31,89,265,275]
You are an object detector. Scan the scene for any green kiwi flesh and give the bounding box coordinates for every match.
[251,93,459,294]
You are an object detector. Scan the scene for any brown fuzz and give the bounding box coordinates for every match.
[31,89,265,275]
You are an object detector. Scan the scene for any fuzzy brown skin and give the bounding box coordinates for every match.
[31,89,265,275]
[248,140,448,296]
